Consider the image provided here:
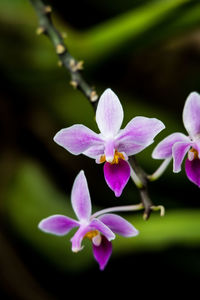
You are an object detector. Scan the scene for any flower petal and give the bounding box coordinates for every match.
[172,142,191,173]
[70,219,115,253]
[185,158,200,187]
[71,170,91,221]
[71,225,90,252]
[117,141,150,157]
[83,144,105,159]
[54,124,103,155]
[116,117,165,156]
[92,236,112,271]
[152,132,190,159]
[103,160,130,197]
[38,215,79,236]
[96,89,124,137]
[90,219,115,241]
[99,214,139,237]
[183,92,200,138]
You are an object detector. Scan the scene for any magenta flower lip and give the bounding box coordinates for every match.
[38,170,138,270]
[152,92,200,187]
[54,88,165,196]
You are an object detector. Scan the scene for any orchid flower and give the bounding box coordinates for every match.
[54,89,165,196]
[152,92,200,187]
[38,170,138,270]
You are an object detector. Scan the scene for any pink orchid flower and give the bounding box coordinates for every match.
[152,92,200,187]
[54,89,165,196]
[39,171,138,270]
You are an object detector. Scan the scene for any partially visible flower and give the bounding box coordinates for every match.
[54,89,165,196]
[152,92,200,187]
[38,170,138,270]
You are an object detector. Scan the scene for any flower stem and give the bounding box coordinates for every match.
[147,157,172,181]
[129,156,153,219]
[151,205,165,217]
[29,0,99,108]
[130,165,144,188]
[91,203,144,219]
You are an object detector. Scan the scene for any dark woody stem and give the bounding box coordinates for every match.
[29,0,99,109]
[30,0,164,220]
[129,156,153,219]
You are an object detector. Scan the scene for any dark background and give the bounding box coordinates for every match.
[1,0,200,298]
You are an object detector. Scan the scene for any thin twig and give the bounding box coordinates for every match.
[147,157,171,181]
[129,156,153,220]
[91,203,144,219]
[29,0,99,109]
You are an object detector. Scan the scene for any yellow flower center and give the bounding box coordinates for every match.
[99,150,125,164]
[188,148,199,161]
[84,230,99,240]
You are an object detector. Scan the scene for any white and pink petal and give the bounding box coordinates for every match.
[54,124,103,155]
[183,92,200,138]
[83,144,105,159]
[71,225,90,252]
[99,213,139,237]
[116,117,165,156]
[71,170,91,221]
[117,140,151,157]
[96,89,124,138]
[152,132,190,159]
[38,215,79,236]
[172,142,191,173]
[89,219,115,242]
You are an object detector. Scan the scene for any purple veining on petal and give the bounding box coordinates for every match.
[99,214,139,237]
[38,215,79,236]
[83,144,105,159]
[116,117,165,149]
[54,124,103,155]
[96,88,124,137]
[152,132,190,159]
[116,140,152,157]
[103,159,130,197]
[92,235,112,270]
[172,142,191,173]
[89,219,115,241]
[185,158,200,187]
[71,171,91,221]
[183,92,200,138]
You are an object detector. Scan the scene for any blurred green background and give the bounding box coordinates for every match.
[1,0,200,298]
